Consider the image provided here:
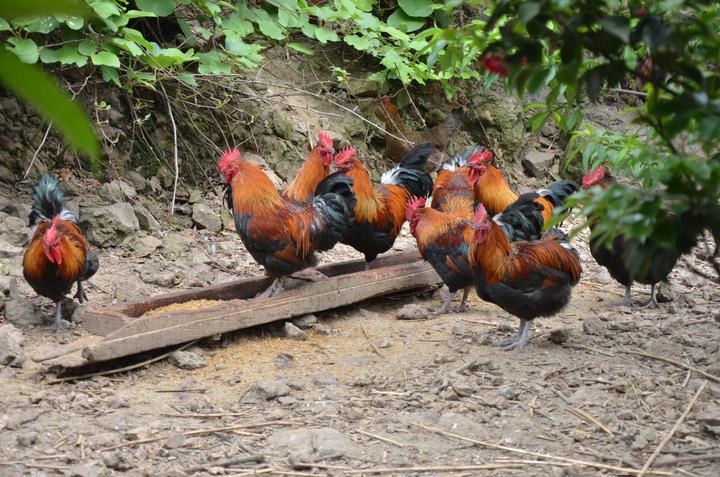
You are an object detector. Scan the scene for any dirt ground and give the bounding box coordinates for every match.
[1,175,720,477]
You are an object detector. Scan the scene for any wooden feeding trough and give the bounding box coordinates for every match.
[35,251,442,371]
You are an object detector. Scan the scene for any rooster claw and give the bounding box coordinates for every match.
[500,319,531,352]
[74,282,88,303]
[451,304,468,313]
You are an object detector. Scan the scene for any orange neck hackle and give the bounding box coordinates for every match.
[220,150,283,213]
[284,132,335,202]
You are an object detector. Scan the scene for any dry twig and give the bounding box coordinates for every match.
[567,406,615,437]
[637,381,707,477]
[620,350,720,384]
[355,429,405,447]
[360,324,383,357]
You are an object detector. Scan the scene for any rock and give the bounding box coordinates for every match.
[377,338,392,348]
[521,149,555,178]
[163,234,192,255]
[272,111,293,140]
[65,463,100,477]
[4,297,45,327]
[396,303,430,320]
[156,166,175,190]
[188,189,202,204]
[284,322,307,340]
[129,235,163,256]
[29,390,46,404]
[252,379,291,400]
[16,431,37,446]
[99,179,137,202]
[80,203,139,247]
[169,350,208,370]
[312,323,332,335]
[631,428,657,450]
[497,385,519,400]
[617,410,635,420]
[123,171,148,191]
[312,373,337,387]
[583,315,606,336]
[0,165,13,183]
[549,328,571,344]
[220,208,235,231]
[133,204,161,233]
[102,451,133,471]
[343,78,383,97]
[268,427,358,459]
[0,324,25,367]
[164,433,185,449]
[191,203,221,233]
[0,239,22,258]
[292,314,318,329]
[656,281,676,303]
[0,213,30,246]
[478,110,494,124]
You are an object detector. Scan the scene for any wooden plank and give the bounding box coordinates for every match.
[81,260,440,363]
[31,335,103,363]
[78,309,132,337]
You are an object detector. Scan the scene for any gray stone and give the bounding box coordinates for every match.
[163,234,193,255]
[188,189,202,204]
[0,239,22,258]
[191,203,221,233]
[291,314,318,329]
[312,323,332,335]
[396,303,430,320]
[156,166,174,190]
[123,171,148,191]
[521,149,555,178]
[252,379,291,400]
[343,78,383,97]
[107,395,130,409]
[221,208,235,231]
[284,322,307,340]
[0,213,30,246]
[272,111,293,140]
[16,431,37,446]
[656,281,676,303]
[4,297,45,327]
[631,428,658,450]
[99,179,137,202]
[164,433,185,449]
[169,350,208,370]
[133,204,161,233]
[548,328,571,344]
[102,451,133,471]
[139,264,179,287]
[0,324,24,367]
[497,385,519,400]
[583,316,606,336]
[268,427,358,459]
[80,203,139,247]
[64,463,100,477]
[129,235,162,256]
[312,373,337,387]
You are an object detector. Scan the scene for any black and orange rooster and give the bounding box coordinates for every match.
[282,131,335,204]
[22,174,99,330]
[469,204,582,351]
[431,147,491,219]
[582,165,679,307]
[466,146,580,221]
[220,149,355,297]
[334,143,434,269]
[375,96,454,166]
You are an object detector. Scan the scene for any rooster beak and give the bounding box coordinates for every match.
[329,147,336,155]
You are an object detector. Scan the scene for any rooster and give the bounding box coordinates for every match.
[375,96,454,167]
[282,131,335,204]
[220,149,355,297]
[431,147,491,219]
[334,143,434,269]
[582,165,682,307]
[469,204,582,351]
[22,174,99,330]
[466,145,580,222]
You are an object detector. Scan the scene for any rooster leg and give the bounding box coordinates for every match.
[434,290,457,315]
[53,302,63,331]
[364,260,374,271]
[74,281,87,303]
[256,279,279,299]
[501,319,531,352]
[639,284,659,309]
[623,285,633,307]
[452,287,471,313]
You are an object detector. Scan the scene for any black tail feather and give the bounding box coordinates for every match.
[536,180,580,206]
[29,174,65,226]
[313,172,356,251]
[494,193,545,242]
[382,143,435,198]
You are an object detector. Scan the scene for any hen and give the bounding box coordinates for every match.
[22,174,99,330]
[220,149,355,297]
[375,96,454,166]
[282,131,335,204]
[334,144,434,269]
[469,204,582,351]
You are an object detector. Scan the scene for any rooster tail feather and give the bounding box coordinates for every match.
[494,193,545,242]
[381,143,434,198]
[312,172,356,251]
[536,180,580,206]
[29,174,72,226]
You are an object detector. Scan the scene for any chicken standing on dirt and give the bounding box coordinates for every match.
[334,143,434,269]
[22,174,99,330]
[282,131,335,204]
[582,165,682,307]
[375,95,456,167]
[469,204,582,351]
[220,149,356,297]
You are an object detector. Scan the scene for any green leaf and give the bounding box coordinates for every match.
[22,16,60,34]
[344,35,371,51]
[177,72,197,87]
[57,44,88,66]
[314,27,338,43]
[145,46,195,68]
[88,0,121,18]
[0,49,98,159]
[599,16,630,43]
[398,0,434,18]
[0,18,10,31]
[91,50,120,68]
[7,38,39,64]
[101,65,120,86]
[122,28,154,50]
[135,0,176,17]
[0,0,89,18]
[125,10,158,19]
[198,51,231,74]
[287,42,314,55]
[78,40,96,56]
[518,2,541,24]
[112,38,143,56]
[63,15,84,30]
[39,47,59,64]
[530,110,549,133]
[387,9,425,33]
[257,19,285,40]
[224,14,254,36]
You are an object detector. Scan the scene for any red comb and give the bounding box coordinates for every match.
[405,196,426,222]
[318,131,333,149]
[471,203,489,224]
[218,149,241,169]
[334,146,357,164]
[582,165,606,188]
[469,148,493,164]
